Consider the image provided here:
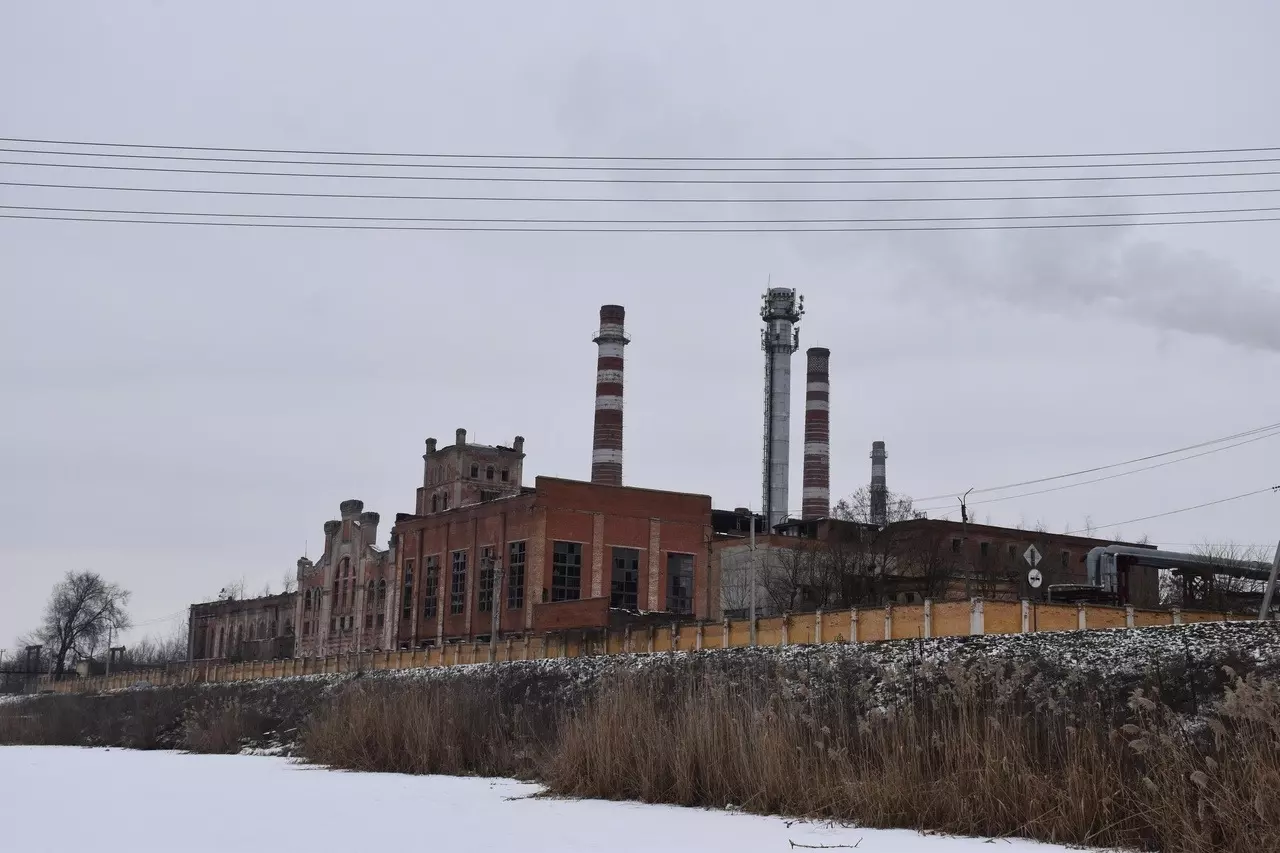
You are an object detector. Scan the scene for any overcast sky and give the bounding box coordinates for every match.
[3,2,1279,647]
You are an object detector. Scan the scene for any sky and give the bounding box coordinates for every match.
[2,2,1279,647]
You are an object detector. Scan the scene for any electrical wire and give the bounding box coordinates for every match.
[7,211,1280,233]
[4,135,1279,161]
[10,179,1280,205]
[912,421,1280,502]
[7,202,1280,225]
[6,158,1280,184]
[9,145,1280,172]
[912,428,1280,513]
[1062,486,1279,535]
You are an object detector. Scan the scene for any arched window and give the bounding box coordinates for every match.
[366,580,375,605]
[332,578,339,602]
[431,494,439,512]
[377,578,386,606]
[470,463,479,478]
[442,493,450,511]
[341,557,350,577]
[402,563,414,621]
[342,578,349,606]
[486,465,495,481]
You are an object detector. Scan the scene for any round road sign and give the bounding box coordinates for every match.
[1027,568,1043,589]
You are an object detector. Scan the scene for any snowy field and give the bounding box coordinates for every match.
[0,747,1101,853]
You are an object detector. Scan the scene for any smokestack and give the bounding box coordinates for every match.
[760,287,803,530]
[591,305,629,486]
[801,347,830,519]
[870,440,887,526]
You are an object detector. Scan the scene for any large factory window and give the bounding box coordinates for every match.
[424,557,439,618]
[666,553,694,616]
[507,541,526,609]
[401,561,414,621]
[551,541,582,602]
[611,547,639,610]
[450,550,467,614]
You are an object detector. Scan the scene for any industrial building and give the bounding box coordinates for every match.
[186,293,1265,665]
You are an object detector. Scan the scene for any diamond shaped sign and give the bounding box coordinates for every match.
[1023,545,1042,568]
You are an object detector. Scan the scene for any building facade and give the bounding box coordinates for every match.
[189,592,296,663]
[293,499,397,657]
[714,514,1161,619]
[389,432,713,647]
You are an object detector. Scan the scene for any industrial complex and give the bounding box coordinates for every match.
[185,295,1275,665]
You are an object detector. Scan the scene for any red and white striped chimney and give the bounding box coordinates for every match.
[591,305,629,486]
[802,347,831,519]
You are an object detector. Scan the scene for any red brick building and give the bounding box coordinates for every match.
[293,499,397,656]
[390,431,713,647]
[189,592,296,663]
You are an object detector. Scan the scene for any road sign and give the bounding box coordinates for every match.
[1027,568,1043,589]
[1023,545,1042,568]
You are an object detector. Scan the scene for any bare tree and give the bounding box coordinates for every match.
[123,618,189,668]
[216,578,246,601]
[761,540,828,614]
[280,571,297,594]
[1162,541,1273,612]
[27,571,131,677]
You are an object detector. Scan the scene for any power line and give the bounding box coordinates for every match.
[9,145,1280,172]
[7,202,1280,226]
[1062,486,1279,535]
[7,211,1280,233]
[9,179,1280,205]
[912,428,1280,512]
[913,421,1280,502]
[4,134,1279,161]
[5,158,1280,184]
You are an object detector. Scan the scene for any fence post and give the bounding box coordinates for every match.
[1125,605,1135,628]
[850,608,860,643]
[647,625,655,654]
[924,599,933,639]
[1077,603,1087,630]
[814,609,823,644]
[780,613,790,646]
[884,603,893,641]
[722,617,731,648]
[695,623,704,650]
[969,598,985,635]
[1171,607,1183,626]
[1020,599,1030,633]
[669,623,678,652]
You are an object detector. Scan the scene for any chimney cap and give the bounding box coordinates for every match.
[806,346,831,357]
[455,428,467,445]
[339,499,364,517]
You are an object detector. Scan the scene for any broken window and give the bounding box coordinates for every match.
[376,613,384,628]
[666,553,694,616]
[500,468,510,483]
[302,621,309,637]
[1008,544,1017,560]
[450,550,467,614]
[442,493,450,511]
[424,556,439,618]
[980,542,989,557]
[486,465,495,481]
[951,538,961,553]
[610,547,640,610]
[507,541,526,610]
[478,547,495,612]
[377,578,386,608]
[480,490,499,502]
[365,613,373,629]
[402,561,414,621]
[551,541,582,602]
[470,463,479,478]
[366,580,375,606]
[431,494,439,513]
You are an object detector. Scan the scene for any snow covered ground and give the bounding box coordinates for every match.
[0,746,1101,853]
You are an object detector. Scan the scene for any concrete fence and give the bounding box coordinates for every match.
[42,598,1234,694]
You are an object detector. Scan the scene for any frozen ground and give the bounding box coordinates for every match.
[0,747,1102,853]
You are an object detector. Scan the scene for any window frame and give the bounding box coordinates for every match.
[507,541,526,610]
[551,541,583,602]
[450,550,467,615]
[666,552,695,616]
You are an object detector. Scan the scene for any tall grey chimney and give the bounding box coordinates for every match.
[870,440,887,526]
[760,287,803,530]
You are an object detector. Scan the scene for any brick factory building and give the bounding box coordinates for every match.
[389,430,714,648]
[713,512,1161,620]
[188,592,297,663]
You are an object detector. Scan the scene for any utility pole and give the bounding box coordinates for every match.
[487,556,503,662]
[104,624,113,677]
[1259,539,1280,621]
[749,510,758,646]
